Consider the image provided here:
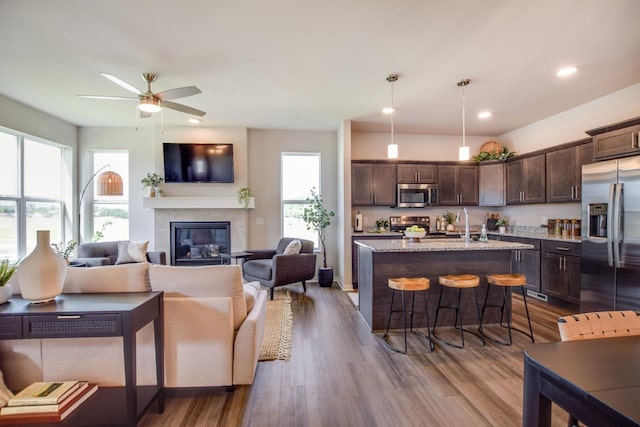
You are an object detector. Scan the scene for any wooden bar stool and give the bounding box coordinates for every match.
[480,273,534,345]
[382,277,435,353]
[432,274,485,348]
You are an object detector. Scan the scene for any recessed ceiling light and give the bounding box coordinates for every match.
[557,66,577,77]
[188,118,201,124]
[382,107,394,114]
[478,111,492,119]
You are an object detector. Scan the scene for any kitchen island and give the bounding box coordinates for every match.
[356,238,534,331]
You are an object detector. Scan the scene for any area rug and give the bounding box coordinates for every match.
[259,289,293,361]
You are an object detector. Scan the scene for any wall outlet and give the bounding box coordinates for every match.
[364,216,369,225]
[541,216,547,226]
[256,217,264,225]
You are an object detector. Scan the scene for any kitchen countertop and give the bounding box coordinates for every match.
[354,238,534,252]
[351,229,582,243]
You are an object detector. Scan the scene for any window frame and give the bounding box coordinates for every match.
[281,152,321,249]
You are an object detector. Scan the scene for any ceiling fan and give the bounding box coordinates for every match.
[78,72,206,117]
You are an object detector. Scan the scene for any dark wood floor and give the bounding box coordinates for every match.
[140,284,573,426]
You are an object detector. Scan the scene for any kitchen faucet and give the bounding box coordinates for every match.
[456,207,470,243]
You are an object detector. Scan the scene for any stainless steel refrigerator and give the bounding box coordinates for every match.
[581,156,640,312]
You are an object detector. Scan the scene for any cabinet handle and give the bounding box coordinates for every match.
[57,315,81,319]
[417,172,420,182]
[576,186,580,199]
[571,186,575,199]
[632,132,638,149]
[459,194,463,204]
[559,257,563,271]
[556,247,571,251]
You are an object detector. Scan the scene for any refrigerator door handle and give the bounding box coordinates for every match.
[607,183,615,267]
[613,182,623,268]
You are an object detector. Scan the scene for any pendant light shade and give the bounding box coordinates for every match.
[385,74,399,159]
[458,78,471,161]
[97,171,124,196]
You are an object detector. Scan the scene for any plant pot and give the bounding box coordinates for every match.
[0,284,12,304]
[446,224,455,232]
[318,267,333,287]
[499,226,506,234]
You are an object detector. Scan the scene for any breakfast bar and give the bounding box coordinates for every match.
[355,238,534,330]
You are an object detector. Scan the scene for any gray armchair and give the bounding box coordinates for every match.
[243,237,316,300]
[75,241,166,266]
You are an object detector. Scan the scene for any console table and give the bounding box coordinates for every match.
[524,336,640,427]
[0,292,164,426]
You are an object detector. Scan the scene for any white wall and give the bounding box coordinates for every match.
[78,125,249,248]
[247,129,338,274]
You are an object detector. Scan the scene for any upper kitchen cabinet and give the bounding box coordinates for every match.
[546,139,592,203]
[351,161,397,206]
[506,154,545,204]
[587,116,640,161]
[397,163,437,184]
[479,162,505,206]
[437,164,478,206]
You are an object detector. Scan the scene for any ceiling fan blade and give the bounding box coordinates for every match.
[100,73,142,95]
[155,86,201,101]
[77,95,138,100]
[162,101,206,117]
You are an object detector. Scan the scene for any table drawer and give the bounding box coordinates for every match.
[24,314,122,338]
[0,316,21,339]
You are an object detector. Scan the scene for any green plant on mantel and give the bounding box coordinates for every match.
[0,258,18,287]
[237,187,252,209]
[140,173,164,190]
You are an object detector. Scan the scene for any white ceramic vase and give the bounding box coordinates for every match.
[0,285,11,304]
[17,230,66,303]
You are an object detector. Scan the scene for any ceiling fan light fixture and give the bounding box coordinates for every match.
[138,97,161,113]
[188,118,201,124]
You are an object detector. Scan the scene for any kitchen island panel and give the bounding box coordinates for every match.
[358,245,513,331]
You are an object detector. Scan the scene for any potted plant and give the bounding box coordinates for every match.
[0,258,18,304]
[237,187,252,209]
[51,240,77,264]
[375,218,389,232]
[141,173,164,197]
[302,187,335,287]
[496,217,508,234]
[443,211,456,232]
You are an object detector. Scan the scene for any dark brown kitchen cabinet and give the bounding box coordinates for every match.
[397,163,437,183]
[437,164,478,206]
[491,235,541,292]
[546,141,592,203]
[479,162,505,206]
[506,154,545,204]
[589,123,640,161]
[541,241,581,304]
[351,162,396,206]
[351,234,402,286]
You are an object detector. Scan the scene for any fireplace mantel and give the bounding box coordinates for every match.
[142,197,255,210]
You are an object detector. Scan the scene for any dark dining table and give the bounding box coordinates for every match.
[523,335,640,427]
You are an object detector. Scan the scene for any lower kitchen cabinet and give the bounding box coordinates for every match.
[541,241,581,304]
[492,235,541,292]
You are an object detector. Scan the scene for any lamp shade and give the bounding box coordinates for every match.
[97,171,123,196]
[387,143,399,159]
[459,145,470,161]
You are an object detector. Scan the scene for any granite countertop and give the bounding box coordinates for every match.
[354,238,534,252]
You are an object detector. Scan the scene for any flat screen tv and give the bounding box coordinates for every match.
[163,143,234,183]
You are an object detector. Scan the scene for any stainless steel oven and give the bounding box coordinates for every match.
[396,184,438,207]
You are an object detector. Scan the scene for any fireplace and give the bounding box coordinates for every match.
[170,221,231,266]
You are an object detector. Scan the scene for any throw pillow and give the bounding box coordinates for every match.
[283,239,302,255]
[115,241,149,265]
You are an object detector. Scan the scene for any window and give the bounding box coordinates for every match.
[0,129,68,260]
[90,152,129,241]
[281,153,320,248]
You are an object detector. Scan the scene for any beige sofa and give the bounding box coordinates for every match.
[0,263,268,391]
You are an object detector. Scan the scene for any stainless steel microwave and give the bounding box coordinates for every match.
[397,183,438,207]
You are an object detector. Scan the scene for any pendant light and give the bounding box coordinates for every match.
[385,74,399,159]
[458,78,470,161]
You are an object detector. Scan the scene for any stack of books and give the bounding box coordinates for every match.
[0,381,98,424]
